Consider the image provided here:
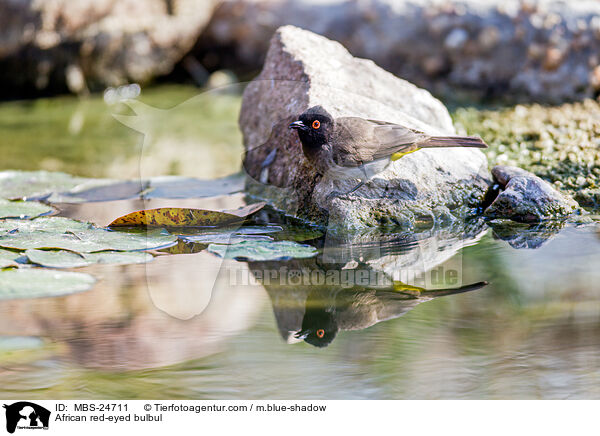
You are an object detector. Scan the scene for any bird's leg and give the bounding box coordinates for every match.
[327,180,365,201]
[343,180,365,196]
[342,169,370,197]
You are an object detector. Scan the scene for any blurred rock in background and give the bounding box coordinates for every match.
[0,0,217,98]
[3,0,600,102]
[193,0,600,103]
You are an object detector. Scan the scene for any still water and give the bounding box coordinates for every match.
[0,86,599,399]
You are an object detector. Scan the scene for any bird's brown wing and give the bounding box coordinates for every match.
[366,120,430,161]
[331,118,428,167]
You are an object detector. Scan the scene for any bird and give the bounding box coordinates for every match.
[295,280,488,348]
[289,105,488,196]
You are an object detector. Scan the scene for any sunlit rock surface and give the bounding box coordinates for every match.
[240,25,491,230]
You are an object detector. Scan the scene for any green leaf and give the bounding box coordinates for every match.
[0,269,96,300]
[0,217,92,233]
[0,248,23,268]
[177,225,283,245]
[0,170,89,200]
[182,233,273,244]
[0,199,54,219]
[208,240,318,261]
[54,180,146,203]
[25,249,92,268]
[26,249,153,268]
[0,228,176,253]
[145,173,244,199]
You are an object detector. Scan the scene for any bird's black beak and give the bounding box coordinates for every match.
[294,329,310,340]
[288,120,308,131]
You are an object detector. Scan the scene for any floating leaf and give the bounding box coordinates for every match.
[145,174,244,199]
[0,170,89,200]
[55,180,146,203]
[177,224,281,244]
[0,217,92,233]
[0,228,176,253]
[208,240,318,261]
[0,249,22,268]
[26,249,91,268]
[26,249,153,268]
[108,202,265,228]
[0,269,96,300]
[235,226,283,234]
[182,233,273,244]
[0,199,54,219]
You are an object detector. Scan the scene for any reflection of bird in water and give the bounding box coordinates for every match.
[295,281,488,348]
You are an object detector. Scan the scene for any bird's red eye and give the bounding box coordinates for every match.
[312,120,320,129]
[316,329,325,338]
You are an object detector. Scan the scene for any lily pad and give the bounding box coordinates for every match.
[0,217,92,233]
[145,173,244,199]
[234,226,283,234]
[0,269,96,300]
[108,202,265,228]
[26,249,154,268]
[54,180,146,203]
[26,249,91,268]
[0,228,176,253]
[0,199,54,219]
[208,240,318,261]
[0,170,90,200]
[178,225,282,244]
[0,248,23,268]
[182,233,273,244]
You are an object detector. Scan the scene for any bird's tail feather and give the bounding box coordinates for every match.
[421,136,488,148]
[423,281,489,297]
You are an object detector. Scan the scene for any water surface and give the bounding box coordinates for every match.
[1,86,599,399]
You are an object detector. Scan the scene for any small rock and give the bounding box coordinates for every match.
[484,166,579,222]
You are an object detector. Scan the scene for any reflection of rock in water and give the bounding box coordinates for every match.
[319,218,488,275]
[488,220,565,249]
[249,223,489,347]
[0,254,265,370]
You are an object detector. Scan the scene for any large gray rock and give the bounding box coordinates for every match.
[484,165,579,222]
[0,0,217,95]
[241,25,491,230]
[198,0,600,103]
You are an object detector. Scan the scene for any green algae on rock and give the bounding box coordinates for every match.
[453,99,600,210]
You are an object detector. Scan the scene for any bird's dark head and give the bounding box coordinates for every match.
[289,106,334,149]
[295,307,338,348]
